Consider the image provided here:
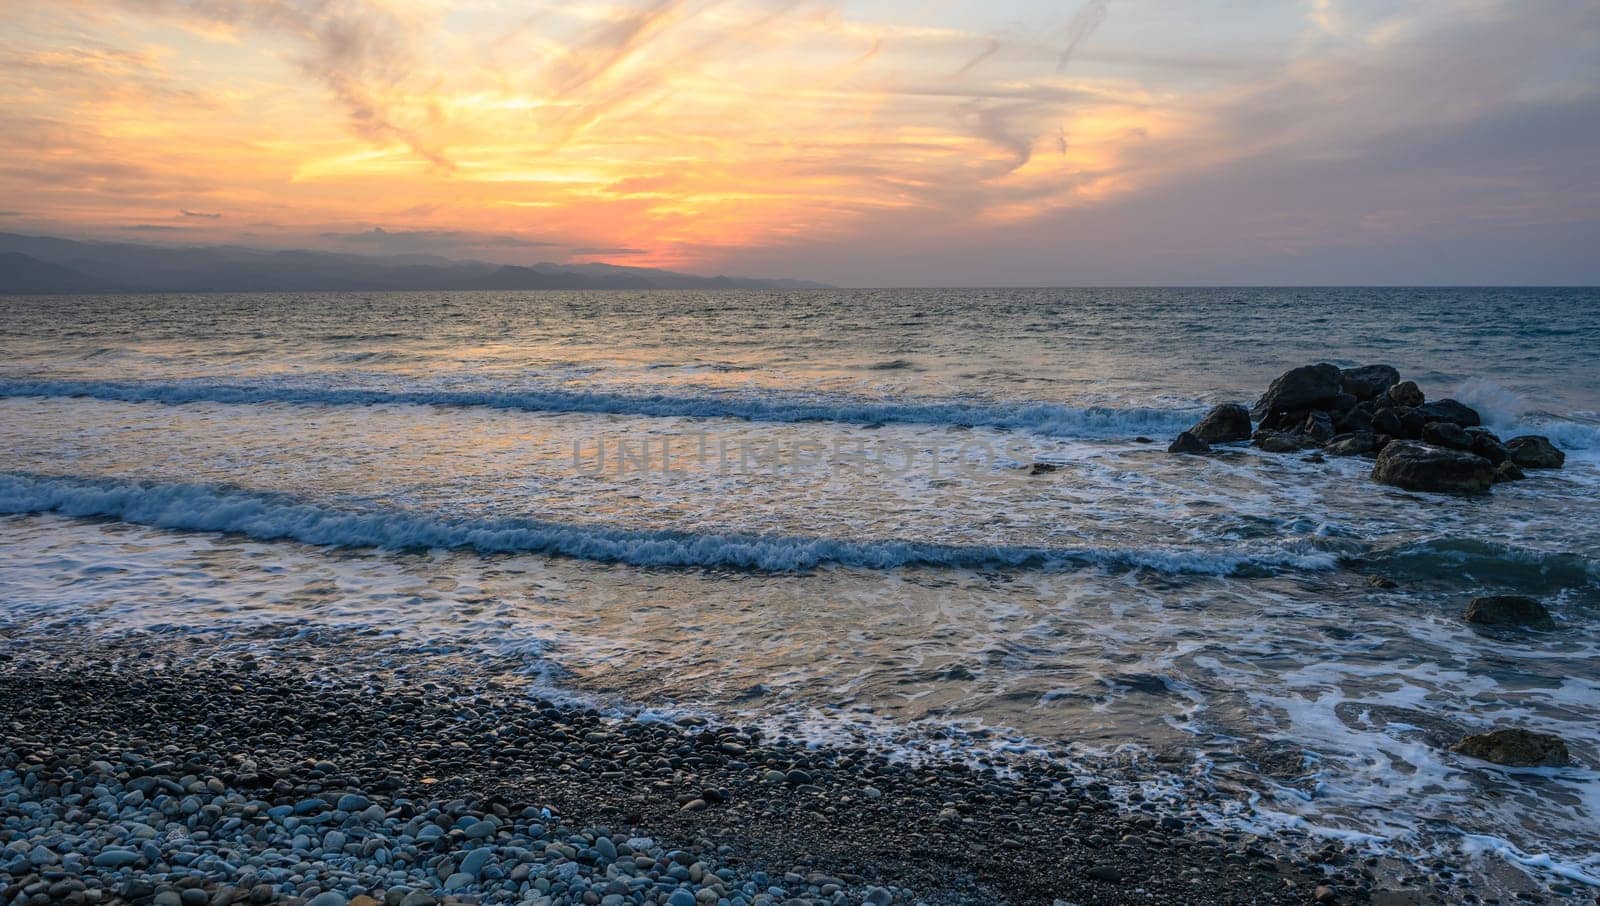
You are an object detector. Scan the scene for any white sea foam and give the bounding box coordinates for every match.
[0,378,1198,439]
[0,472,1339,575]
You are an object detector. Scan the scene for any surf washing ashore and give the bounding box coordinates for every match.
[3,288,1599,906]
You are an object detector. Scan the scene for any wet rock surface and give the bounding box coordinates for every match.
[1504,436,1566,470]
[1186,404,1253,445]
[1451,730,1570,768]
[1371,442,1495,493]
[1463,595,1555,630]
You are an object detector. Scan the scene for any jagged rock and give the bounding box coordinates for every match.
[1398,407,1428,439]
[1451,729,1569,767]
[1329,392,1359,414]
[1415,399,1482,428]
[1167,432,1211,454]
[1467,429,1508,465]
[1340,365,1402,401]
[1253,431,1313,453]
[1495,461,1526,482]
[1187,403,1252,444]
[1371,441,1494,493]
[1252,364,1344,419]
[1324,432,1386,457]
[1464,595,1554,629]
[1336,401,1375,433]
[1421,421,1472,450]
[1301,410,1336,442]
[1384,380,1425,408]
[1027,462,1060,475]
[1370,408,1402,437]
[1504,435,1565,469]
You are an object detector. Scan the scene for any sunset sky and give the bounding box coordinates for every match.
[2,0,1596,285]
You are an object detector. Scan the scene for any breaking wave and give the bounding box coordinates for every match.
[0,472,1339,575]
[0,378,1197,439]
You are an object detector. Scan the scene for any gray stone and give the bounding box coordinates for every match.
[92,849,142,869]
[458,848,494,878]
[1167,431,1210,454]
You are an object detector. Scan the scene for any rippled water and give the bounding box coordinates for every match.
[2,289,1598,893]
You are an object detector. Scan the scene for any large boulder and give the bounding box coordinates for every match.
[1385,381,1425,408]
[1371,441,1494,493]
[1167,432,1211,454]
[1451,729,1569,767]
[1421,421,1472,451]
[1340,365,1401,402]
[1415,399,1481,428]
[1252,364,1343,419]
[1187,403,1252,444]
[1504,435,1565,469]
[1464,595,1554,629]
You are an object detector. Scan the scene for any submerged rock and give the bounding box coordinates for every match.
[1505,435,1565,469]
[1340,365,1401,401]
[1187,403,1252,444]
[1371,442,1494,493]
[1464,595,1554,629]
[1167,432,1211,454]
[1451,728,1569,767]
[1495,461,1526,482]
[1253,431,1312,453]
[1252,364,1343,419]
[1324,431,1386,457]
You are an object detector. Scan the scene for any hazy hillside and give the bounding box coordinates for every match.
[0,233,827,294]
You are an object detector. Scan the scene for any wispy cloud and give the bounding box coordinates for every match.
[1,0,1595,281]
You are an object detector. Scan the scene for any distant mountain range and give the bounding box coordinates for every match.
[0,232,827,294]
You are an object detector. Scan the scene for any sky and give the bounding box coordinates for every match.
[0,0,1596,285]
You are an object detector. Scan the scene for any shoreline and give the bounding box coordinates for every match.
[0,639,1385,906]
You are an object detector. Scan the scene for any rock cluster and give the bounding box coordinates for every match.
[1170,363,1567,492]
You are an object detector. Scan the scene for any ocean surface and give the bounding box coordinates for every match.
[2,288,1598,892]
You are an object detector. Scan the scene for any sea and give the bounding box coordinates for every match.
[2,287,1598,894]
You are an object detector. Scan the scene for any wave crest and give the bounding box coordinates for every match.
[0,472,1339,575]
[0,378,1196,439]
